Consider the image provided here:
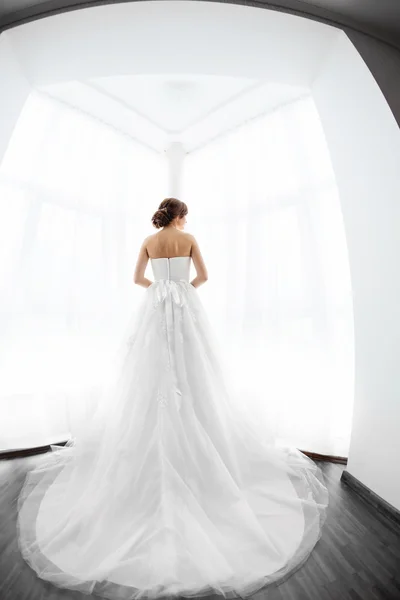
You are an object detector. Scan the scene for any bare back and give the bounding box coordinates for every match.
[133,227,208,288]
[146,228,192,259]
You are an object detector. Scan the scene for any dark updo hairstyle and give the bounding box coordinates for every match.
[151,198,188,229]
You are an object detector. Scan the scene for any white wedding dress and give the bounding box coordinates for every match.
[17,256,329,600]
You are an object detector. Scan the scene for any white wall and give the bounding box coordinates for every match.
[313,32,400,510]
[0,32,31,164]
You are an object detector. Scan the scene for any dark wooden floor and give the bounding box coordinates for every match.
[1,457,399,600]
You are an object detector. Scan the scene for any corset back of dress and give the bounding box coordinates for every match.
[151,257,191,282]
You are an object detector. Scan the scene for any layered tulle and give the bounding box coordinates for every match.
[17,280,329,599]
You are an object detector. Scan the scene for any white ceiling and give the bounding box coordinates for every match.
[38,75,308,153]
[91,75,261,134]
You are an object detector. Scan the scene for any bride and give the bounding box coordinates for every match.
[17,197,329,599]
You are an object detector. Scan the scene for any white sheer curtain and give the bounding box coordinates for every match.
[0,91,354,456]
[182,96,354,457]
[0,91,167,451]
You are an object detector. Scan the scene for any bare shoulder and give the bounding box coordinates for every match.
[141,233,156,253]
[144,233,157,243]
[143,232,157,245]
[182,232,197,244]
[181,232,200,252]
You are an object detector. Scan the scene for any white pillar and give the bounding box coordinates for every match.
[0,33,31,166]
[165,141,186,198]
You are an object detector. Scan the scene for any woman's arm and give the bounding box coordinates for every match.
[133,238,153,288]
[189,236,208,288]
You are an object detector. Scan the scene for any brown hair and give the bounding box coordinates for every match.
[151,198,188,229]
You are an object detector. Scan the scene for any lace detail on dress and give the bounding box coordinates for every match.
[157,390,168,408]
[164,347,171,372]
[160,313,167,335]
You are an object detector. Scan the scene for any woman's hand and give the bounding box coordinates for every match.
[133,238,153,288]
[190,277,207,288]
[189,236,208,288]
[134,278,153,288]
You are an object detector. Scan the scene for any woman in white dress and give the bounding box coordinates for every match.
[17,198,329,599]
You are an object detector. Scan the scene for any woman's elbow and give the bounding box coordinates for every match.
[199,273,208,285]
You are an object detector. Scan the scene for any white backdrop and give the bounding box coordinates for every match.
[182,96,354,456]
[0,91,354,455]
[0,92,167,450]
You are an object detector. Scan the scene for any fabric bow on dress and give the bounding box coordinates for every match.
[152,279,190,309]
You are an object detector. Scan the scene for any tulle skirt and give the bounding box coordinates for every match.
[17,280,329,599]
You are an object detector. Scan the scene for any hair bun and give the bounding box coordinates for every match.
[151,198,188,229]
[151,208,172,229]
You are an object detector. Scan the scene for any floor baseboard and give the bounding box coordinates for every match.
[300,450,347,464]
[0,440,68,460]
[341,469,400,529]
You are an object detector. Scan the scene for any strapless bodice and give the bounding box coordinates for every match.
[151,257,191,282]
